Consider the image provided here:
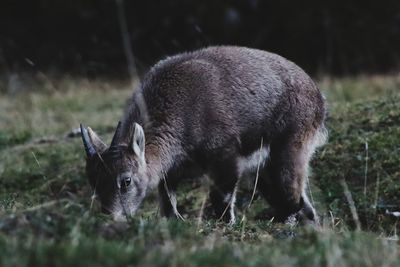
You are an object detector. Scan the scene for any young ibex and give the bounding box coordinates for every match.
[80,46,327,224]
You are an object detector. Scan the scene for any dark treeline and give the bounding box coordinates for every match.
[1,0,400,77]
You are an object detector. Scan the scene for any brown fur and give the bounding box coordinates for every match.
[81,46,327,223]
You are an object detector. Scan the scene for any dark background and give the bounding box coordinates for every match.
[1,0,400,78]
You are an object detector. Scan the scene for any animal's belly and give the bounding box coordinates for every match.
[237,146,270,176]
[181,145,270,180]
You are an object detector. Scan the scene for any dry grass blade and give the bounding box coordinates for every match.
[247,137,264,209]
[340,179,361,231]
[162,173,185,221]
[363,140,369,197]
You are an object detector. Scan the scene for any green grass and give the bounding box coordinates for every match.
[0,75,399,266]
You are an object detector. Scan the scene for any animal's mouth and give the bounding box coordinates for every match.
[109,204,133,221]
[109,196,140,221]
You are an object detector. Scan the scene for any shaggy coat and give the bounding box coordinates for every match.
[81,46,327,223]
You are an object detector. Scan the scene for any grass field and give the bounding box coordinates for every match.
[0,75,399,266]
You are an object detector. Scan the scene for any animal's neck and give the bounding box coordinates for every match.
[121,90,179,188]
[144,141,176,189]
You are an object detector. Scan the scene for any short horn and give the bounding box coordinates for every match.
[110,121,122,147]
[80,124,97,157]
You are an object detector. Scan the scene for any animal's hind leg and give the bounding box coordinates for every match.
[258,131,318,223]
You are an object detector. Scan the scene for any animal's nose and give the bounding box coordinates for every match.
[118,174,132,190]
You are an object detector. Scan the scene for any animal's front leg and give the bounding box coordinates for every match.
[209,160,239,225]
[158,179,179,218]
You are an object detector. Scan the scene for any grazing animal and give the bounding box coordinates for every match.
[80,46,327,224]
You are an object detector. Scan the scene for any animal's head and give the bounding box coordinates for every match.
[80,122,148,220]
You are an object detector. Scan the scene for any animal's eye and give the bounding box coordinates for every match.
[123,176,131,187]
[118,173,133,191]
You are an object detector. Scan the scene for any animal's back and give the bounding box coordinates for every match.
[137,46,325,159]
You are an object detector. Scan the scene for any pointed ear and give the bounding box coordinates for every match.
[130,123,145,163]
[87,127,107,153]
